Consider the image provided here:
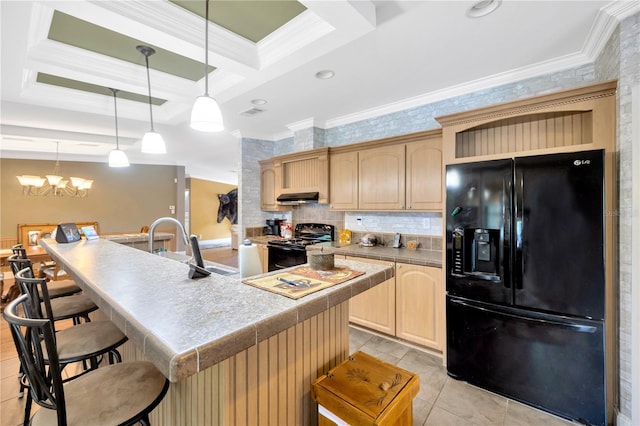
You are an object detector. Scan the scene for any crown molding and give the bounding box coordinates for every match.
[325,1,636,130]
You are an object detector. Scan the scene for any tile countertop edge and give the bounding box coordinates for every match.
[40,238,394,383]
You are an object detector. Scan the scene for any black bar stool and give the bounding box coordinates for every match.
[4,293,169,426]
[8,256,97,322]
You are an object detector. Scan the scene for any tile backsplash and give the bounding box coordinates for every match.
[250,205,443,251]
[344,212,442,236]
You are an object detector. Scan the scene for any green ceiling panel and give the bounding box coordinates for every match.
[170,0,307,43]
[48,10,213,81]
[36,73,166,106]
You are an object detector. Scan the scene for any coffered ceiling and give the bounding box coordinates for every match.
[0,1,637,184]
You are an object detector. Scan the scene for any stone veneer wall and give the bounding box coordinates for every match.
[600,12,640,421]
[324,64,596,146]
[269,62,599,251]
[238,137,277,238]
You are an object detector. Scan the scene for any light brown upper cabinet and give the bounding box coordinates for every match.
[358,144,406,210]
[406,137,443,210]
[259,159,280,211]
[329,150,359,210]
[278,147,329,203]
[260,148,329,211]
[329,129,443,211]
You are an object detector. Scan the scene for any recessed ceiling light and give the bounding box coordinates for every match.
[315,70,335,80]
[466,0,501,18]
[251,99,267,106]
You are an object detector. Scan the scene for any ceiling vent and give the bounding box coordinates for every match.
[240,107,265,117]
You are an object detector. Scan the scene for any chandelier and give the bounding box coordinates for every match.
[16,142,93,197]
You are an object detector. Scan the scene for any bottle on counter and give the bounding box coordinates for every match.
[339,229,352,245]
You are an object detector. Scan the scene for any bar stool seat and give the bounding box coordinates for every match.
[42,278,81,299]
[30,361,168,426]
[42,320,127,362]
[43,293,97,322]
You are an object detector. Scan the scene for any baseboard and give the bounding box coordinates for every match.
[199,238,231,249]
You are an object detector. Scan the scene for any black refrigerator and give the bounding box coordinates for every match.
[445,149,606,426]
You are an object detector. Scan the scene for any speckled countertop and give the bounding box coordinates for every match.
[250,237,442,268]
[40,238,393,382]
[313,243,442,268]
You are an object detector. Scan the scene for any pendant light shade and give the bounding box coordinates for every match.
[137,45,166,153]
[191,95,224,132]
[141,131,166,154]
[108,149,129,167]
[108,88,129,167]
[190,0,224,132]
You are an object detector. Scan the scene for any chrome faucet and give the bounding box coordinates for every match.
[148,217,190,253]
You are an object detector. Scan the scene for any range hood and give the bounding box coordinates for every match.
[277,192,319,205]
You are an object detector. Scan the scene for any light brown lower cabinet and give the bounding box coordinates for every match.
[395,263,443,351]
[258,244,268,273]
[347,256,396,335]
[346,256,443,352]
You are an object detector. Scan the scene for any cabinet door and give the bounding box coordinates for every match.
[258,244,268,273]
[260,163,278,210]
[358,145,405,210]
[395,263,443,350]
[329,151,358,210]
[406,138,443,210]
[347,256,395,335]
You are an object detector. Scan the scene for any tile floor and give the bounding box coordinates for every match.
[348,326,576,426]
[0,325,577,426]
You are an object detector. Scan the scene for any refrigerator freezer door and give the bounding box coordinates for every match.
[446,159,513,305]
[446,296,605,426]
[514,149,605,319]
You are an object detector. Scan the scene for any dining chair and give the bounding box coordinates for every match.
[4,293,169,426]
[8,256,96,322]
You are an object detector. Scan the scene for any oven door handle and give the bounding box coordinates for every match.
[269,246,305,253]
[274,263,290,270]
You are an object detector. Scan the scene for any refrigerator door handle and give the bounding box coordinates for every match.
[449,298,598,333]
[514,169,524,290]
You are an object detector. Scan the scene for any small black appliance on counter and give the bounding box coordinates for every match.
[265,219,284,236]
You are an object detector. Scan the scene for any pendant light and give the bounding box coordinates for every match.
[137,45,167,153]
[190,0,224,132]
[108,88,130,167]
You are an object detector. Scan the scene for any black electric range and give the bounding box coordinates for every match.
[267,223,334,271]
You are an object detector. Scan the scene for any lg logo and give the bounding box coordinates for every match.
[573,159,591,166]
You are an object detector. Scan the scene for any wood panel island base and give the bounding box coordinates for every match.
[115,302,349,425]
[40,238,393,426]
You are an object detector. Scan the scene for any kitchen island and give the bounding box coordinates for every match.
[40,237,394,425]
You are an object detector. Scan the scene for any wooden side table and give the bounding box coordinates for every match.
[312,351,420,425]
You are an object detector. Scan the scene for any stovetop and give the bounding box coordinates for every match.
[268,238,318,247]
[267,223,335,249]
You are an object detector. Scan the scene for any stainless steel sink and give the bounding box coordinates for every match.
[155,251,237,276]
[203,266,235,276]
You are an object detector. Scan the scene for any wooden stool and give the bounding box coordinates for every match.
[312,351,419,426]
